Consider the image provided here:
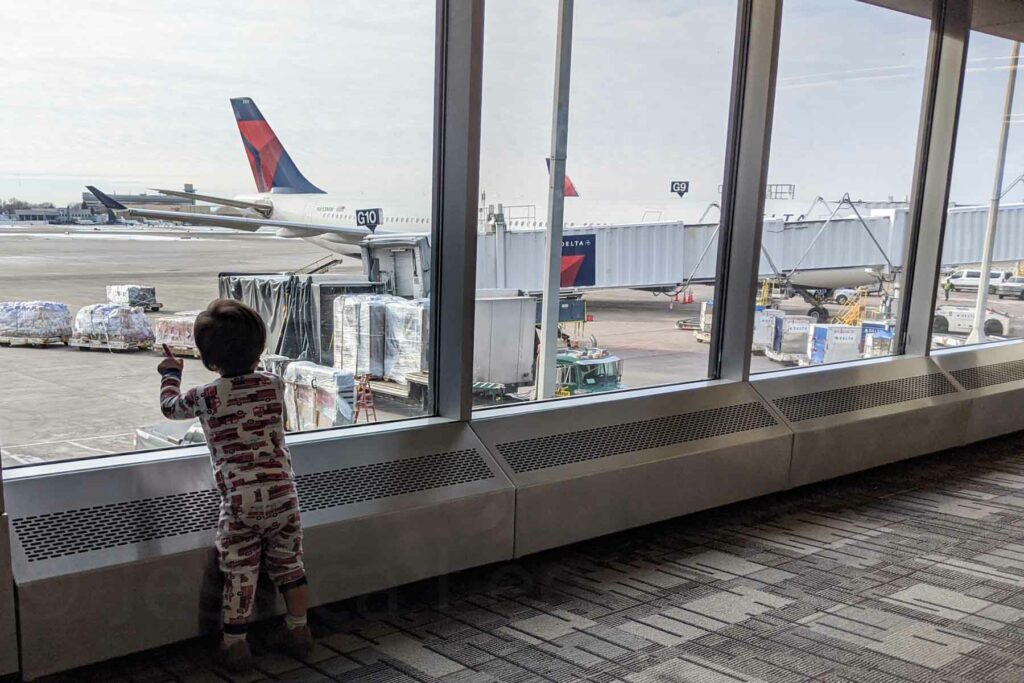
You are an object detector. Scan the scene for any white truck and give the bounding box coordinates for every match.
[932,305,1010,336]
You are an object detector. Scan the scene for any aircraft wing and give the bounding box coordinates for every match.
[86,186,371,240]
[151,188,271,215]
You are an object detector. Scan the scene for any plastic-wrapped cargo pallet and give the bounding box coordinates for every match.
[0,301,72,343]
[807,324,861,365]
[72,304,154,349]
[773,315,812,355]
[333,294,402,378]
[752,309,784,350]
[260,354,294,378]
[699,300,714,334]
[106,285,159,309]
[153,311,201,354]
[863,330,894,357]
[281,361,355,431]
[384,299,429,384]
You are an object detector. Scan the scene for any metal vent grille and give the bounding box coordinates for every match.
[295,449,492,512]
[496,402,776,474]
[772,373,957,422]
[12,449,493,562]
[951,359,1024,391]
[12,489,220,563]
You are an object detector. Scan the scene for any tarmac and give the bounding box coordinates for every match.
[0,225,1019,467]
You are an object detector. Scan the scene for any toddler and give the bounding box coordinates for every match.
[158,299,311,671]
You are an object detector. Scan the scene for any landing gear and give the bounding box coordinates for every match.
[807,306,829,322]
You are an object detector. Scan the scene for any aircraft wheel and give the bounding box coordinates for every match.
[985,319,1004,336]
[999,295,1005,299]
[932,316,949,333]
[807,306,829,322]
[835,294,849,305]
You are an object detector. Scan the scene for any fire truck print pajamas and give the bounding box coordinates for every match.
[159,370,307,627]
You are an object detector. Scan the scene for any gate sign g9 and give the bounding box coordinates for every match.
[356,208,383,230]
[671,181,690,197]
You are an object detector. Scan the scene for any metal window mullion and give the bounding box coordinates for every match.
[430,0,485,420]
[709,0,784,381]
[899,0,973,355]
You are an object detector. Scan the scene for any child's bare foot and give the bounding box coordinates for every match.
[217,639,253,673]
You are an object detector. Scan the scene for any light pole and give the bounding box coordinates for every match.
[537,0,574,399]
[968,41,1020,344]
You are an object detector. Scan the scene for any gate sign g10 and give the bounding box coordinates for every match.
[671,181,690,197]
[356,208,383,229]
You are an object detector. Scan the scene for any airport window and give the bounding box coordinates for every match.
[474,0,736,407]
[749,0,930,373]
[0,3,436,467]
[930,30,1024,349]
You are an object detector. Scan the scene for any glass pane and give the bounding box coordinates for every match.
[750,0,930,372]
[475,1,736,407]
[0,3,436,467]
[932,31,1024,348]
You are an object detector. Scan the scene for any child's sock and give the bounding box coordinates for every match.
[284,613,307,631]
[222,630,247,648]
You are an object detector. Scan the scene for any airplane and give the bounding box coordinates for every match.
[87,97,427,257]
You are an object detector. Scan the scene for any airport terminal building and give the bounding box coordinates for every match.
[6,1,1024,682]
[81,184,201,212]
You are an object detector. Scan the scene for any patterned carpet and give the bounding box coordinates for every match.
[37,433,1024,682]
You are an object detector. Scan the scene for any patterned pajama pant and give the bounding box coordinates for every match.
[216,483,306,627]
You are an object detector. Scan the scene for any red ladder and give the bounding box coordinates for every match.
[353,375,378,423]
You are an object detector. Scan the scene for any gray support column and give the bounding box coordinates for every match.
[708,0,784,381]
[430,0,485,420]
[899,0,973,355]
[537,0,574,400]
[0,465,16,676]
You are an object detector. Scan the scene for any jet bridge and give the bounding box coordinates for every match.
[468,203,1024,294]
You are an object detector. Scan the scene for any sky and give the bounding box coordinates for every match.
[1,1,1022,223]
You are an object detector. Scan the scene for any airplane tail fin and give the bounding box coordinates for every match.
[230,97,325,195]
[85,185,127,223]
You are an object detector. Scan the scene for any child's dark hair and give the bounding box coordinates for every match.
[194,299,266,376]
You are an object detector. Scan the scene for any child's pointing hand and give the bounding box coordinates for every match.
[158,343,184,373]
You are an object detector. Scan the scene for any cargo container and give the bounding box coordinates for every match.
[859,319,896,352]
[219,272,378,364]
[753,309,784,349]
[807,324,861,365]
[474,294,536,387]
[773,315,813,355]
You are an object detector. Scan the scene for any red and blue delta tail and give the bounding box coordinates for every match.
[230,97,325,194]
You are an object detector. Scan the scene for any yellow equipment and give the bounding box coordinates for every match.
[758,279,776,307]
[833,291,865,325]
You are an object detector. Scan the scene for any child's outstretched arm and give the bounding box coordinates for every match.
[158,344,200,420]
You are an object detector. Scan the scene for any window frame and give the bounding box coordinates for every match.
[4,0,999,476]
